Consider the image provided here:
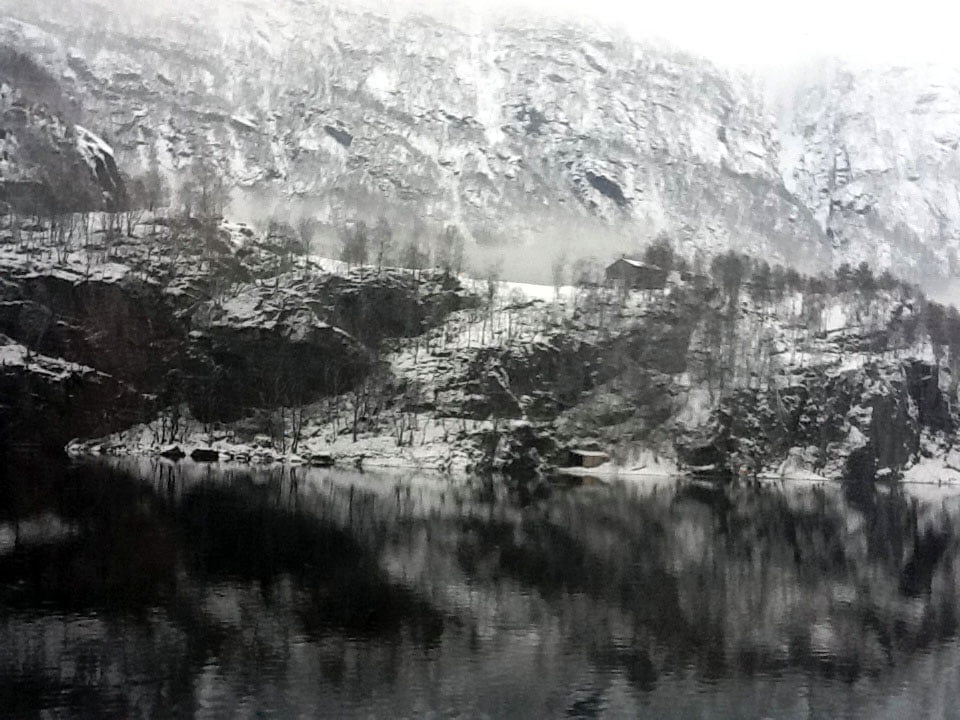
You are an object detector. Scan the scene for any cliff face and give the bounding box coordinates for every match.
[0,0,830,271]
[0,219,472,448]
[2,2,960,282]
[774,62,960,282]
[1,203,951,484]
[2,1,959,282]
[72,252,960,484]
[0,334,144,451]
[0,40,124,213]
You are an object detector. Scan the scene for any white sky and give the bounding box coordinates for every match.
[395,0,960,68]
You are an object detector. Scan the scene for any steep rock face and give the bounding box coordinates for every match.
[457,335,604,421]
[775,62,960,281]
[0,0,827,268]
[0,42,124,212]
[4,3,960,280]
[186,283,369,422]
[309,269,479,343]
[0,221,482,444]
[688,359,955,482]
[0,263,182,387]
[0,334,146,449]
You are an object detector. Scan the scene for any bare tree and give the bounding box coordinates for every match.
[178,148,227,247]
[297,215,319,257]
[435,224,465,276]
[399,235,426,278]
[372,215,393,272]
[143,143,169,212]
[550,251,567,312]
[340,220,369,267]
[121,173,147,237]
[481,259,503,344]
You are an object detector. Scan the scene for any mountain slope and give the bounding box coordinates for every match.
[0,0,957,286]
[0,0,829,273]
[0,40,123,214]
[775,61,960,282]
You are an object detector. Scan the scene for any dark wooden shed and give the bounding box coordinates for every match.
[567,449,610,469]
[605,258,668,290]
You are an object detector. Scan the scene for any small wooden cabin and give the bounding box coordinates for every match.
[567,449,610,469]
[605,258,668,290]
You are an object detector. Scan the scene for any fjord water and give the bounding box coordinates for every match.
[1,457,959,719]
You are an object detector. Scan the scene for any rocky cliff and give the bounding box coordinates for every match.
[0,41,123,214]
[774,61,960,283]
[42,221,956,488]
[0,217,473,449]
[0,1,957,283]
[0,0,822,275]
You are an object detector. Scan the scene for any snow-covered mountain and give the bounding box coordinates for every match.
[775,61,960,281]
[1,0,958,283]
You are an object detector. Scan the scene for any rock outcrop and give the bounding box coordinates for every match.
[774,61,960,282]
[0,220,479,448]
[185,283,369,422]
[685,359,956,483]
[0,44,124,213]
[0,334,145,450]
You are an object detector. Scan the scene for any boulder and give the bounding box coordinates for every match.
[190,448,219,462]
[158,445,186,460]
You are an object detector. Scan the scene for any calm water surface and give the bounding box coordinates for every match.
[1,456,960,718]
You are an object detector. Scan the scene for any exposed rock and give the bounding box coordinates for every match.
[74,125,124,207]
[307,268,479,343]
[774,61,960,280]
[189,447,218,462]
[0,2,827,269]
[584,171,628,209]
[0,221,480,446]
[323,124,352,148]
[0,45,124,212]
[473,420,558,480]
[683,358,955,483]
[4,4,960,281]
[0,263,183,388]
[0,333,147,450]
[158,444,185,460]
[904,360,953,433]
[185,283,370,421]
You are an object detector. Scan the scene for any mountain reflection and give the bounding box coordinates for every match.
[1,457,959,717]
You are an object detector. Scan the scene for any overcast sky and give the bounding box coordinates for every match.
[391,0,960,68]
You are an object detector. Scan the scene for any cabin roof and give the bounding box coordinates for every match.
[607,258,662,271]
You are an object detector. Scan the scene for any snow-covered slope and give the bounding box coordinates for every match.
[0,0,828,270]
[774,60,960,282]
[2,0,959,285]
[0,33,124,212]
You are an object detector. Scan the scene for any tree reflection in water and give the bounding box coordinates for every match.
[1,456,959,718]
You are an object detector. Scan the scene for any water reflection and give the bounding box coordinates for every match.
[1,456,960,718]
